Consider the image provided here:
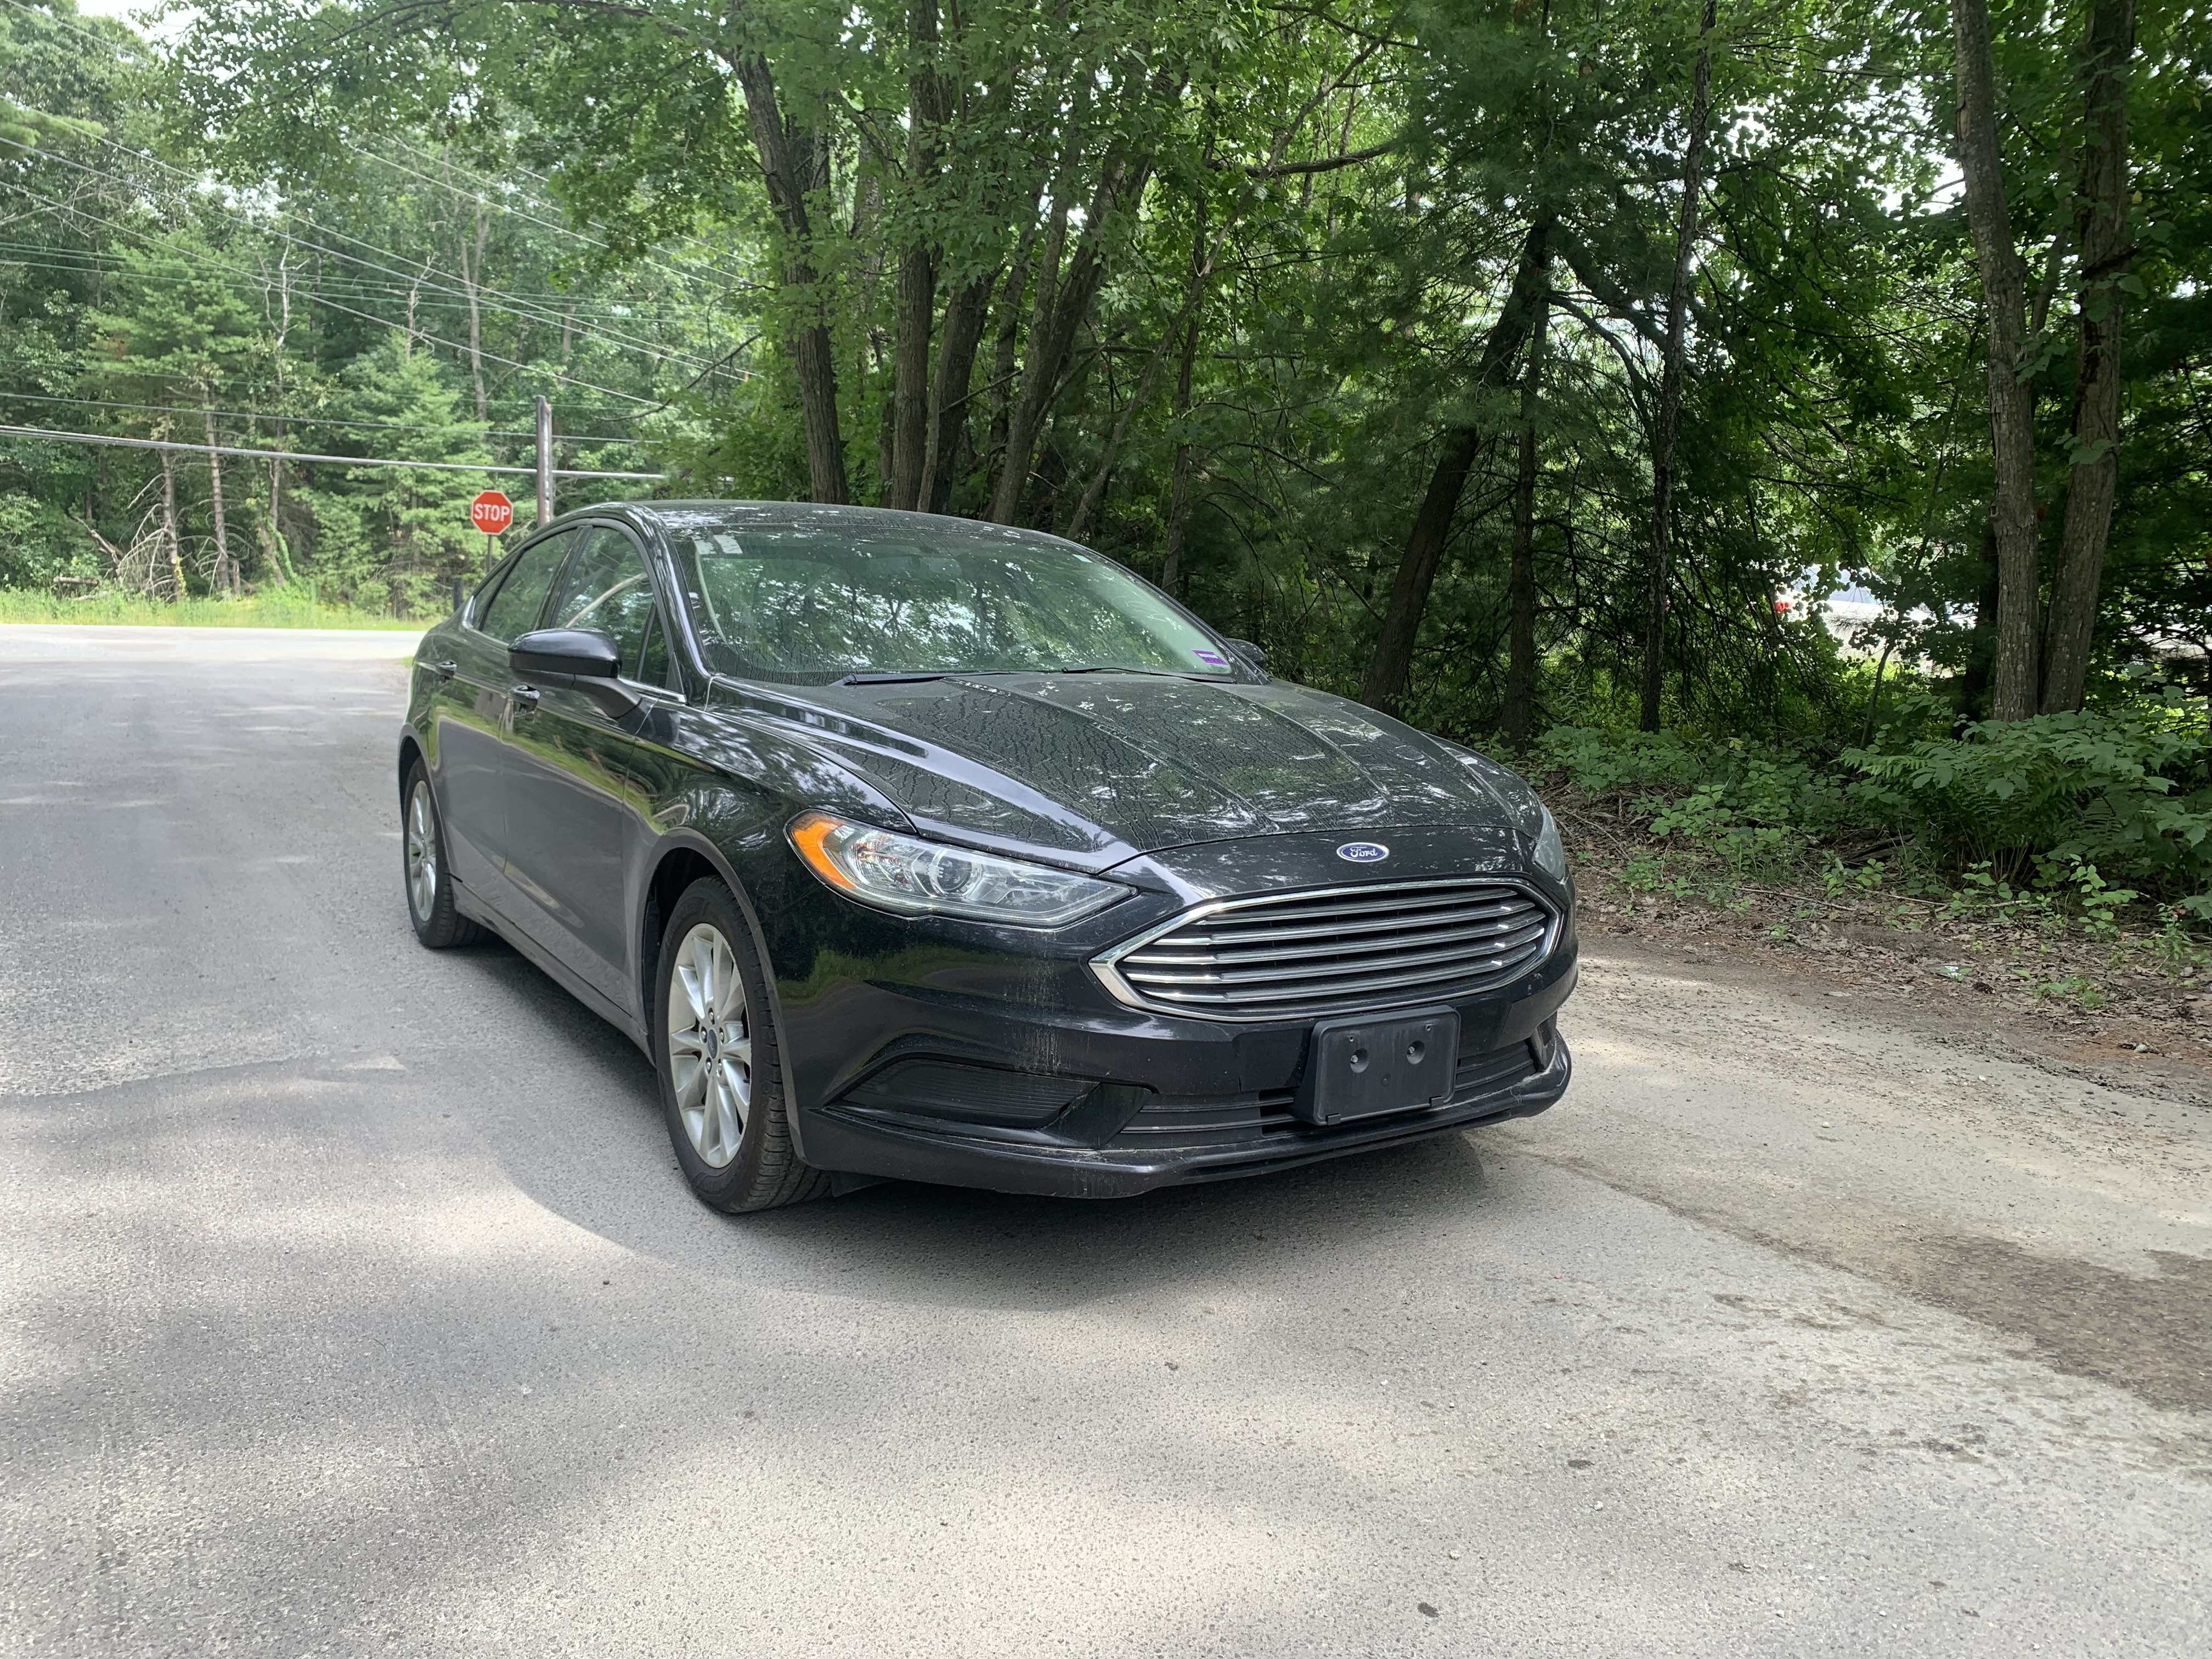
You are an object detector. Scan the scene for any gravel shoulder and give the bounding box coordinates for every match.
[1513,934,2212,1422]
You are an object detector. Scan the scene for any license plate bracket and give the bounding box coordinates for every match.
[1296,1006,1460,1126]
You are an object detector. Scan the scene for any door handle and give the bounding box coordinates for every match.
[431,659,458,680]
[510,685,540,709]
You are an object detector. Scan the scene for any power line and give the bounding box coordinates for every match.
[364,135,764,303]
[2,178,667,407]
[0,357,657,418]
[0,422,668,479]
[26,140,729,382]
[0,240,701,319]
[0,388,649,444]
[0,0,758,370]
[354,143,760,299]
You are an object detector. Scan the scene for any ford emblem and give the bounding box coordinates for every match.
[1335,841,1390,864]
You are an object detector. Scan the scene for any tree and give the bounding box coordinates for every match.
[292,332,490,611]
[2041,0,2136,713]
[1951,0,2046,721]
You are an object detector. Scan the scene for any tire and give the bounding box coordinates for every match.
[402,760,486,949]
[652,876,827,1212]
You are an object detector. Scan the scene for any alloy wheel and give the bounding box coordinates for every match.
[668,923,753,1168]
[405,780,439,921]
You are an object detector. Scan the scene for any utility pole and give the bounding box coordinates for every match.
[535,395,555,527]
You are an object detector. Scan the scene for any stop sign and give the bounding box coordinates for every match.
[470,490,514,535]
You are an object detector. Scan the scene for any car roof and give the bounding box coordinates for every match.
[586,500,1089,552]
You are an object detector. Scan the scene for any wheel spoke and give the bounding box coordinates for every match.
[709,1073,737,1158]
[691,934,719,1022]
[712,937,742,1022]
[668,1026,708,1057]
[675,963,709,1026]
[719,1057,749,1124]
[672,1053,706,1110]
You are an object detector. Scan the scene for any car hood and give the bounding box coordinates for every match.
[711,671,1531,872]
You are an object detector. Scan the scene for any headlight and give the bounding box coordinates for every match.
[787,811,1128,928]
[1532,806,1568,881]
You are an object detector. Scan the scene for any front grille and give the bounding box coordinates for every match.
[1095,878,1556,1020]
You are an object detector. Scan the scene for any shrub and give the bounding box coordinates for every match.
[1844,708,2212,899]
[1528,710,2212,917]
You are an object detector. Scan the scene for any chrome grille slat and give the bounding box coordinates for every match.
[1182,888,1510,927]
[1135,953,1532,1006]
[1165,898,1534,948]
[1128,914,1545,970]
[1124,924,1549,990]
[1095,877,1558,1020]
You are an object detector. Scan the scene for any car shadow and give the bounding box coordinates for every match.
[458,939,1521,1314]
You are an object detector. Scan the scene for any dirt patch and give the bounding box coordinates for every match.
[1576,883,2212,1110]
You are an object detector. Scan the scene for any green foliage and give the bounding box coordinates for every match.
[0,587,421,628]
[0,488,92,587]
[1847,708,2212,895]
[1539,705,2212,917]
[289,335,493,612]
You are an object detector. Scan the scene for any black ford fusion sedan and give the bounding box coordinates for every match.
[398,502,1577,1211]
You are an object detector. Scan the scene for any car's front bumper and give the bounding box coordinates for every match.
[757,823,1580,1198]
[799,1015,1572,1199]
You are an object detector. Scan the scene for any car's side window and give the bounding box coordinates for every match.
[542,526,659,679]
[478,530,575,643]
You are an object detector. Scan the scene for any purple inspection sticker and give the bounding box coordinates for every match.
[1193,648,1229,667]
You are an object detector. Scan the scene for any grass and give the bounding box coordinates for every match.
[0,588,426,630]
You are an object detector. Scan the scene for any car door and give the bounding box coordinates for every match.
[501,522,679,1007]
[431,528,575,902]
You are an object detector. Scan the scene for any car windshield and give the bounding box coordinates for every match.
[668,519,1239,684]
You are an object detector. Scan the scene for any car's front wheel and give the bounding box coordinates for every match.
[653,876,827,1212]
[402,760,484,949]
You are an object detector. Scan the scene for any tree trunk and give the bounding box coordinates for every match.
[921,270,994,513]
[733,54,848,503]
[1502,289,1550,747]
[202,406,234,594]
[988,195,1071,524]
[887,2,946,511]
[984,214,1043,479]
[2041,0,2135,714]
[990,153,1156,525]
[267,248,291,586]
[1959,523,2002,718]
[462,200,490,424]
[888,246,936,509]
[157,430,185,600]
[1952,0,2042,720]
[1640,0,1717,733]
[1359,218,1554,716]
[1068,197,1215,548]
[1158,298,1203,597]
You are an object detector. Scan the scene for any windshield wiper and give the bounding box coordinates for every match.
[833,671,952,685]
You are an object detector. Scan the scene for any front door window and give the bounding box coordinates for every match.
[478,529,576,643]
[541,527,659,675]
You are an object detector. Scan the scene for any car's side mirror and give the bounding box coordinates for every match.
[510,628,639,718]
[1224,637,1270,674]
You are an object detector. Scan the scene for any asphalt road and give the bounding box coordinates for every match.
[3,624,2207,1658]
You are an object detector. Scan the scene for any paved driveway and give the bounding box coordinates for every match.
[2,625,2205,1657]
